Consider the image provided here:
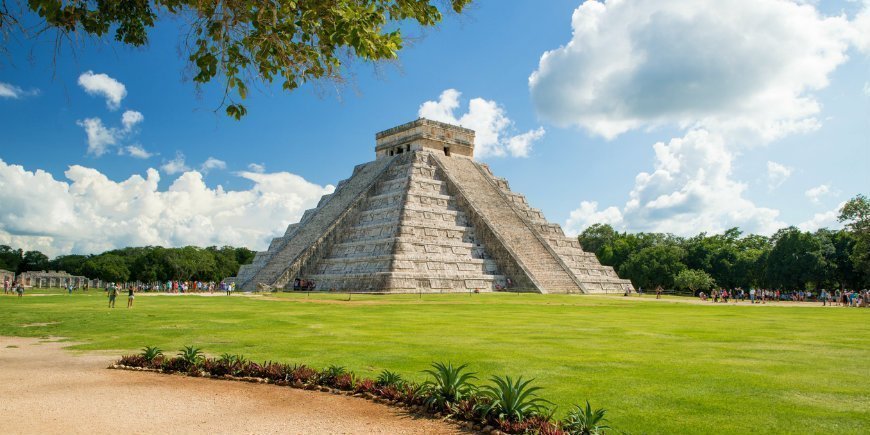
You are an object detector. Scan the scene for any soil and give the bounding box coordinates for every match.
[0,336,464,435]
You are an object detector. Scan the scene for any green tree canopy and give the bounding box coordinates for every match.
[673,269,716,294]
[839,194,870,285]
[4,0,471,118]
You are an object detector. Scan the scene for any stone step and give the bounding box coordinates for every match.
[432,153,582,293]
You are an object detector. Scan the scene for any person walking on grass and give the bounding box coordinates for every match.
[16,282,23,298]
[108,284,118,308]
[656,285,663,299]
[127,286,135,308]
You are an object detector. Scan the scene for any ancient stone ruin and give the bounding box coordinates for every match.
[235,119,633,294]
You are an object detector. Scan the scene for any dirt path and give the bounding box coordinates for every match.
[0,337,463,435]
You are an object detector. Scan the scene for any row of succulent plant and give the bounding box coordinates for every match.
[116,346,610,435]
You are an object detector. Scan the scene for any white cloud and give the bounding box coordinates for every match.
[565,129,785,236]
[0,82,39,99]
[121,110,144,131]
[76,118,117,156]
[78,71,127,110]
[506,127,546,158]
[201,157,227,173]
[766,161,792,190]
[564,201,624,236]
[798,202,845,231]
[77,110,145,156]
[248,163,266,173]
[530,0,857,142]
[805,183,832,203]
[0,159,334,257]
[540,0,864,235]
[161,152,190,175]
[418,89,546,158]
[864,82,870,97]
[123,145,154,159]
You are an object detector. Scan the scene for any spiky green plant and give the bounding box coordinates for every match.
[479,375,551,422]
[177,345,204,366]
[563,401,610,435]
[376,369,404,388]
[421,362,477,410]
[319,364,347,386]
[140,345,163,363]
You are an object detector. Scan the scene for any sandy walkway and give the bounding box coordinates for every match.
[0,337,463,435]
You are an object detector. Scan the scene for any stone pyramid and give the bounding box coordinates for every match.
[234,119,633,294]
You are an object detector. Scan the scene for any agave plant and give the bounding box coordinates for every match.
[376,369,404,388]
[177,345,204,366]
[479,375,551,422]
[563,401,609,435]
[140,345,163,363]
[318,364,347,386]
[421,362,477,410]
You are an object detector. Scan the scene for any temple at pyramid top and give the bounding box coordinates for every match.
[232,119,633,294]
[375,118,476,159]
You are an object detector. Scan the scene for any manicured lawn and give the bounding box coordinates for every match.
[1,291,867,434]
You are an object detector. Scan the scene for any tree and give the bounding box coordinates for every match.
[19,250,50,273]
[5,0,472,118]
[83,253,131,282]
[620,244,687,289]
[839,194,870,285]
[0,245,23,272]
[673,269,716,295]
[765,227,826,290]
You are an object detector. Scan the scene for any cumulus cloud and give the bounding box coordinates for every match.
[78,71,127,110]
[418,89,546,158]
[201,157,227,173]
[564,201,624,236]
[76,118,117,156]
[566,130,785,236]
[77,110,144,156]
[121,110,144,131]
[161,152,190,175]
[546,0,865,235]
[248,163,266,173]
[0,82,39,99]
[0,159,334,257]
[805,183,834,203]
[123,145,154,159]
[529,0,857,141]
[798,202,846,231]
[766,161,792,190]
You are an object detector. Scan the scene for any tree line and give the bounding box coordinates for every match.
[0,245,255,283]
[579,194,870,293]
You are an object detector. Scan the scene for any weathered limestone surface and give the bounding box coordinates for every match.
[234,118,633,294]
[237,157,396,290]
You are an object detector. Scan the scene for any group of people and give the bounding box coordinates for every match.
[697,287,869,307]
[3,278,24,297]
[99,280,238,308]
[154,280,235,294]
[105,283,135,308]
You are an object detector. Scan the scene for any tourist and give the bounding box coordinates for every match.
[820,289,829,306]
[16,282,24,298]
[4,277,9,294]
[655,286,663,299]
[722,289,729,303]
[127,286,135,308]
[108,284,118,308]
[712,289,719,303]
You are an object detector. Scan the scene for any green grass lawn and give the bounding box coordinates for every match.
[1,291,867,434]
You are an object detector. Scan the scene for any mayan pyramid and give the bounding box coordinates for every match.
[234,119,634,294]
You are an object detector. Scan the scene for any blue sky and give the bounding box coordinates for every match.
[0,0,868,257]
